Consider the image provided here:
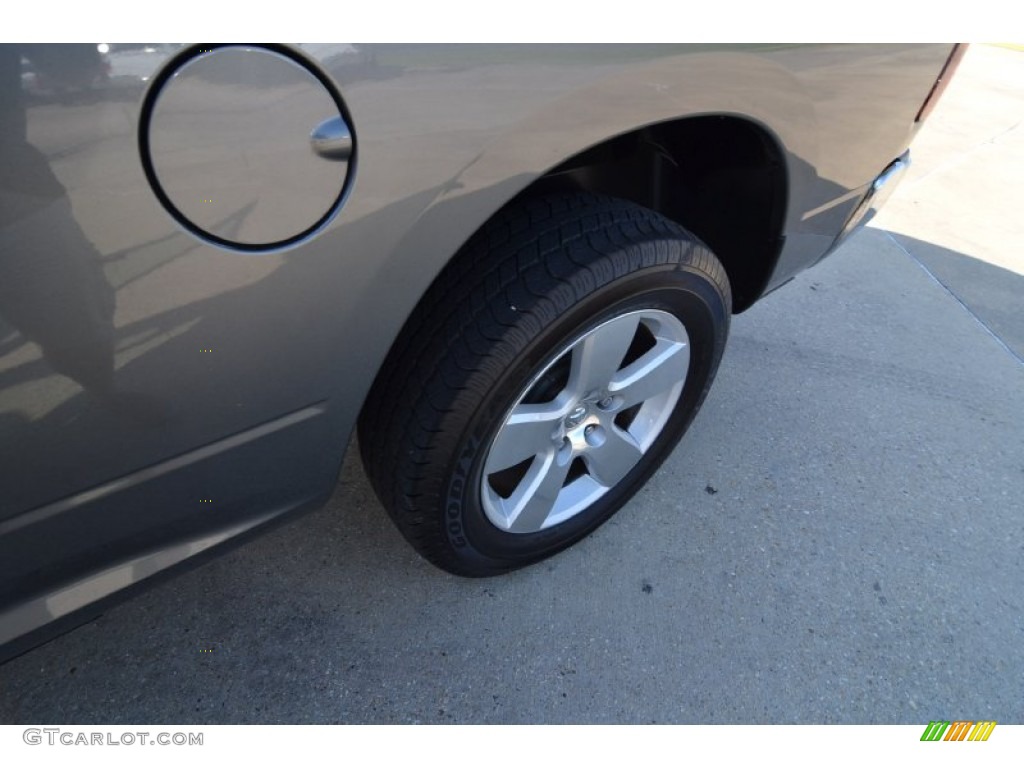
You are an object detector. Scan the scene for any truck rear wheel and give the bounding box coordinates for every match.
[358,193,731,576]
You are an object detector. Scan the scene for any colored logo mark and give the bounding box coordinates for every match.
[920,721,996,742]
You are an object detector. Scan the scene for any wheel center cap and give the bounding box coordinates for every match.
[565,404,589,428]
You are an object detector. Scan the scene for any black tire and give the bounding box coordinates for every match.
[358,192,731,576]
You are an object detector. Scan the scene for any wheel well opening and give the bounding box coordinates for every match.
[523,116,787,311]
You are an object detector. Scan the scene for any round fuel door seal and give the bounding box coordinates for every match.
[140,45,355,251]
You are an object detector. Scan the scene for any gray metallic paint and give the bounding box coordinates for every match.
[0,44,953,653]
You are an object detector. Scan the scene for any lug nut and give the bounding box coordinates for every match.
[583,423,606,448]
[598,397,614,410]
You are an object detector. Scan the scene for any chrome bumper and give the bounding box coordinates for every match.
[836,151,910,243]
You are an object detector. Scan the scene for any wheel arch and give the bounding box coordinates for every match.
[355,52,815,428]
[498,114,789,312]
[356,114,793,435]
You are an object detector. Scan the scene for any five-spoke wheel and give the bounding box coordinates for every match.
[481,310,690,533]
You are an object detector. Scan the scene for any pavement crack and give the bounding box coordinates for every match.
[884,230,1024,367]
